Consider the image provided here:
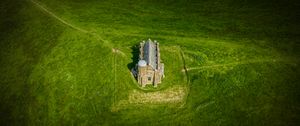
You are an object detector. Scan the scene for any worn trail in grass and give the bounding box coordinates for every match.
[185,58,298,71]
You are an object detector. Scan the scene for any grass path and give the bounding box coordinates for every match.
[185,58,298,72]
[179,47,191,107]
[30,0,127,55]
[30,0,88,33]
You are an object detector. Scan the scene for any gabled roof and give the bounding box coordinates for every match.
[143,39,157,69]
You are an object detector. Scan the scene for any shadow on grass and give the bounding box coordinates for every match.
[127,44,139,71]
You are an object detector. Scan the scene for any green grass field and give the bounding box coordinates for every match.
[1,0,299,125]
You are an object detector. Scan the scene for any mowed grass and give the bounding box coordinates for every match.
[0,0,300,125]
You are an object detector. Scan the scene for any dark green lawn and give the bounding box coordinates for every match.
[1,0,299,125]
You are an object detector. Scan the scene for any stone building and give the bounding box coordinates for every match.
[136,39,164,87]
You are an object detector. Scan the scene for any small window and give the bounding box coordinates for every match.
[148,77,151,81]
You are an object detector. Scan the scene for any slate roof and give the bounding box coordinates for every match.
[143,39,157,69]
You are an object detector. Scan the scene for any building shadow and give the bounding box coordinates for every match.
[127,44,139,71]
